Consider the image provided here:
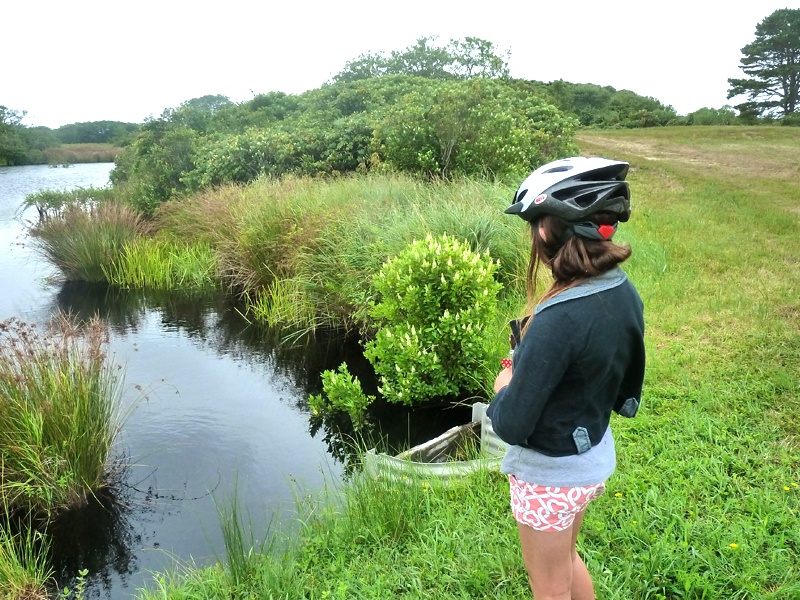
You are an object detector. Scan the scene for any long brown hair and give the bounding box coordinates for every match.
[522,212,632,334]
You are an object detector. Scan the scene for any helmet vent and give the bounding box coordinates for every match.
[574,192,599,208]
[543,165,573,174]
[515,189,528,203]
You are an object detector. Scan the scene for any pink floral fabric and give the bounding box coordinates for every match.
[508,475,606,532]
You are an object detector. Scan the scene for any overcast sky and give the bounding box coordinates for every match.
[3,0,799,128]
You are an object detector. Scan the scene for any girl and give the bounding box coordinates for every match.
[487,157,645,600]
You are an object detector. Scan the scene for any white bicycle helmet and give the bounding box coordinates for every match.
[506,157,631,234]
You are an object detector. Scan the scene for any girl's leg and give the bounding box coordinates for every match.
[516,508,594,600]
[569,509,595,600]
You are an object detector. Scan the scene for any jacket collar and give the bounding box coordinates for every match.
[534,267,628,315]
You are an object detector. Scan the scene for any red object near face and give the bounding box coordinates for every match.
[597,224,615,239]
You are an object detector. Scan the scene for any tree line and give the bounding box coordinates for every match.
[0,110,139,166]
[3,8,798,171]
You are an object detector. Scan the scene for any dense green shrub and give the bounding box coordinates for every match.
[185,129,297,190]
[685,106,738,125]
[109,74,578,208]
[364,233,502,405]
[110,121,199,213]
[0,107,61,165]
[308,363,375,427]
[527,80,680,128]
[377,78,578,179]
[55,121,140,145]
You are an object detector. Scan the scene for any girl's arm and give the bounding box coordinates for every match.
[487,309,575,445]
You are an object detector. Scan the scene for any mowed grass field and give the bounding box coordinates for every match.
[97,126,800,599]
[574,126,800,598]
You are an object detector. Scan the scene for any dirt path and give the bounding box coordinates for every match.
[577,129,800,181]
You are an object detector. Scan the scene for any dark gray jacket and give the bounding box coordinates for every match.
[487,267,645,457]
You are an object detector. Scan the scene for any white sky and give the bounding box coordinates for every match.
[3,0,799,128]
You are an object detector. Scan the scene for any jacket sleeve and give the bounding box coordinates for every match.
[613,295,646,418]
[487,309,576,445]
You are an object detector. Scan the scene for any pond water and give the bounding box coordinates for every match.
[0,164,468,599]
[0,165,345,598]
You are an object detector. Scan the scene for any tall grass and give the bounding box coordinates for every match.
[155,174,528,333]
[43,144,121,165]
[103,237,218,290]
[27,202,145,282]
[0,520,51,600]
[0,314,124,518]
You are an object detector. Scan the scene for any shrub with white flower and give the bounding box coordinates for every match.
[365,233,501,406]
[308,363,374,428]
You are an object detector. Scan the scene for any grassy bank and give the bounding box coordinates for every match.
[124,126,799,599]
[43,143,121,165]
[28,174,529,338]
[153,175,529,333]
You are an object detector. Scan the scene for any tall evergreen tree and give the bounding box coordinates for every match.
[727,9,800,119]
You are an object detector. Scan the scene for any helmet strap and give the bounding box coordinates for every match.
[569,222,617,240]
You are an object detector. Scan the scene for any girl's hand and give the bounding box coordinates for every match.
[494,365,512,393]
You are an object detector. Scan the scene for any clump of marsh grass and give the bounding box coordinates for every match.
[244,276,330,331]
[43,143,121,165]
[213,479,272,592]
[103,237,218,290]
[27,201,145,282]
[0,314,124,518]
[0,519,52,600]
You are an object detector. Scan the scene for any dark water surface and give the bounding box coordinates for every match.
[0,165,354,599]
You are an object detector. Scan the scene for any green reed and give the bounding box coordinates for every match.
[0,314,124,518]
[0,518,51,600]
[103,237,217,290]
[27,201,144,282]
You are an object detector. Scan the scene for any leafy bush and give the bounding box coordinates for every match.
[378,78,578,179]
[364,233,501,406]
[109,74,579,209]
[109,121,199,214]
[685,106,738,126]
[308,363,375,427]
[185,128,297,190]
